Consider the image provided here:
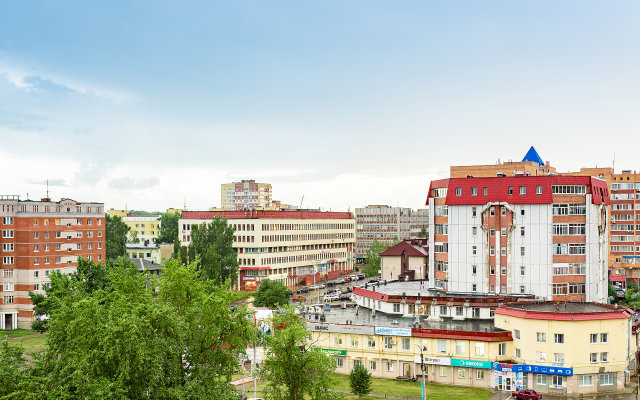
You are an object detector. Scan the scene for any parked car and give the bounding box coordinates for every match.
[343,277,352,283]
[290,295,305,302]
[323,294,340,302]
[317,283,326,289]
[356,273,365,280]
[297,287,310,294]
[339,294,352,301]
[326,280,337,287]
[335,278,345,284]
[349,274,358,281]
[512,389,542,399]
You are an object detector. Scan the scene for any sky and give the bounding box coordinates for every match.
[0,1,639,212]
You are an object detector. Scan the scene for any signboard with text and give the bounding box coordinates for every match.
[305,322,374,335]
[374,327,412,337]
[451,359,492,369]
[414,355,451,366]
[492,362,573,376]
[312,348,347,356]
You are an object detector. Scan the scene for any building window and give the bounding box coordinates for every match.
[536,185,542,195]
[440,306,447,316]
[514,329,520,339]
[334,336,343,346]
[483,187,488,195]
[472,207,477,217]
[536,332,546,343]
[3,296,14,304]
[600,373,613,386]
[600,333,608,343]
[336,358,343,368]
[472,284,477,292]
[458,368,465,379]
[472,307,480,318]
[501,227,506,236]
[472,246,477,255]
[456,306,464,316]
[520,247,525,256]
[501,247,506,256]
[439,367,447,377]
[490,246,495,256]
[367,336,376,349]
[471,187,477,196]
[350,336,359,348]
[520,285,526,294]
[490,208,495,216]
[554,333,564,344]
[536,375,547,385]
[501,266,506,275]
[490,227,495,237]
[590,333,598,344]
[369,361,376,370]
[520,227,525,236]
[437,340,446,353]
[472,265,477,274]
[401,337,410,351]
[520,266,525,276]
[383,337,393,350]
[590,353,598,363]
[579,375,593,386]
[554,353,564,365]
[490,265,495,275]
[393,304,401,313]
[386,362,393,372]
[501,208,506,216]
[472,226,477,235]
[455,341,465,354]
[600,352,608,362]
[514,348,521,358]
[552,376,564,387]
[477,370,485,380]
[455,188,462,196]
[498,343,506,356]
[508,187,513,195]
[520,186,526,195]
[520,209,525,216]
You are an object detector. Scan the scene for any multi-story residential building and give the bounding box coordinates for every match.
[221,180,276,211]
[355,205,429,261]
[0,195,105,329]
[179,210,356,290]
[426,175,610,302]
[106,210,161,243]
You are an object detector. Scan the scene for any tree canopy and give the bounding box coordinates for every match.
[5,258,256,400]
[105,214,130,260]
[261,308,341,400]
[253,279,291,309]
[156,211,181,244]
[188,217,238,284]
[349,361,372,399]
[363,238,398,277]
[418,226,428,238]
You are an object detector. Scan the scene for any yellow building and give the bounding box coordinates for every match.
[494,302,637,395]
[106,209,128,218]
[122,216,160,242]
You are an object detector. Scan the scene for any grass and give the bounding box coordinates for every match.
[330,373,492,400]
[0,329,38,339]
[11,333,47,353]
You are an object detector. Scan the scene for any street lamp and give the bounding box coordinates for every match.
[415,344,426,400]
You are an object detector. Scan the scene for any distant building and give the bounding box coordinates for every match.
[179,210,356,290]
[126,241,173,264]
[380,238,429,281]
[221,180,277,211]
[123,216,160,242]
[354,205,429,261]
[0,195,105,329]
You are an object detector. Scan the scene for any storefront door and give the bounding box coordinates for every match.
[505,377,513,391]
[403,363,411,377]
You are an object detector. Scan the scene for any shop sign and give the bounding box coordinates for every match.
[492,362,573,376]
[413,355,451,366]
[374,327,412,337]
[313,348,347,356]
[269,273,287,280]
[305,322,374,335]
[451,359,492,369]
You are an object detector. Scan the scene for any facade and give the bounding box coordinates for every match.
[426,175,610,302]
[355,205,429,261]
[379,239,429,281]
[126,242,173,264]
[0,195,105,329]
[179,210,356,290]
[494,302,637,395]
[221,180,276,211]
[123,216,160,242]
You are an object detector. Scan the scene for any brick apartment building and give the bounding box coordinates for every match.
[179,210,356,290]
[426,175,610,302]
[0,195,105,329]
[221,180,276,211]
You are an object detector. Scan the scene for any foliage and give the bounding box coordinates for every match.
[4,259,256,400]
[0,340,27,397]
[348,362,372,399]
[127,210,161,217]
[128,230,141,244]
[418,226,428,238]
[608,282,618,303]
[105,214,130,260]
[363,238,398,277]
[261,307,342,400]
[188,217,238,283]
[253,279,292,309]
[173,237,189,264]
[157,211,181,244]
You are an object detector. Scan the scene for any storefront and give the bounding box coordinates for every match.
[492,362,573,393]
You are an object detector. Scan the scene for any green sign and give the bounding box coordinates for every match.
[451,358,492,369]
[313,348,347,356]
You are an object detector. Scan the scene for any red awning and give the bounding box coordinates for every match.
[609,275,626,282]
[240,266,271,271]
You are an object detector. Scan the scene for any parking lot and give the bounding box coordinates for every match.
[292,273,378,304]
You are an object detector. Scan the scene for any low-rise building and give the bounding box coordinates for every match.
[126,241,173,264]
[380,239,429,281]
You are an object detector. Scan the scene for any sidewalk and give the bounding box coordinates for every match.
[487,388,637,400]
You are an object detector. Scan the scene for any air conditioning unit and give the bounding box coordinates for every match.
[391,340,396,345]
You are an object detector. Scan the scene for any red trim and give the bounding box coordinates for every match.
[496,303,633,321]
[240,266,271,271]
[354,287,388,302]
[426,179,450,204]
[380,240,428,257]
[610,275,626,282]
[412,327,512,342]
[182,210,353,220]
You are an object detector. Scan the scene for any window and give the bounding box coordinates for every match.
[439,367,447,377]
[590,333,598,344]
[401,337,410,351]
[514,329,520,339]
[501,247,506,256]
[600,333,608,343]
[472,307,480,318]
[2,270,12,278]
[501,227,506,236]
[498,343,506,356]
[579,375,593,386]
[393,304,400,313]
[3,296,14,304]
[508,187,513,195]
[2,217,13,225]
[520,266,526,276]
[501,207,506,216]
[600,352,608,362]
[369,361,376,370]
[472,245,477,255]
[472,207,477,217]
[520,226,525,236]
[520,285,526,294]
[34,258,39,265]
[440,306,447,316]
[475,343,484,356]
[477,370,485,380]
[552,376,564,387]
[590,353,598,363]
[2,230,14,238]
[536,185,542,195]
[471,187,477,196]
[472,284,477,292]
[490,208,495,216]
[472,265,477,274]
[350,336,359,347]
[501,265,506,275]
[33,284,40,291]
[520,209,525,216]
[554,353,564,365]
[456,306,464,316]
[520,247,525,256]
[437,340,446,353]
[336,358,343,368]
[490,227,495,237]
[457,368,465,378]
[334,336,343,346]
[367,336,375,349]
[2,243,13,251]
[536,375,547,385]
[34,271,39,278]
[2,256,14,265]
[490,265,495,275]
[483,187,488,195]
[519,186,526,195]
[600,373,613,386]
[490,246,495,256]
[472,226,477,235]
[383,336,393,350]
[554,333,564,344]
[455,188,462,196]
[514,348,521,358]
[386,362,393,372]
[536,332,546,343]
[455,341,465,354]
[3,283,14,291]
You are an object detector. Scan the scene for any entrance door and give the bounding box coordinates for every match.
[403,363,411,377]
[505,377,513,391]
[4,313,12,330]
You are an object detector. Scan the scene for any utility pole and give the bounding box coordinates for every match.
[416,344,426,400]
[253,341,257,399]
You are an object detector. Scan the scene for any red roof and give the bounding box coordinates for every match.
[496,302,632,321]
[380,239,428,257]
[182,210,353,220]
[426,176,610,206]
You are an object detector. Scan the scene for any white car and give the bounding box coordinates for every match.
[323,294,340,302]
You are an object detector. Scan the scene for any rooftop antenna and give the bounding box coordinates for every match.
[46,180,49,199]
[612,153,616,173]
[183,198,187,211]
[299,195,304,209]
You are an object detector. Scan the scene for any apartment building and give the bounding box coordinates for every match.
[426,175,610,302]
[355,205,429,261]
[221,180,276,211]
[0,195,105,329]
[179,210,356,290]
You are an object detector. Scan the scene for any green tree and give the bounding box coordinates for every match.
[157,211,181,244]
[0,340,28,397]
[261,308,342,400]
[418,226,428,238]
[349,362,372,399]
[105,214,130,260]
[188,217,238,283]
[253,279,291,309]
[128,230,141,244]
[363,239,389,277]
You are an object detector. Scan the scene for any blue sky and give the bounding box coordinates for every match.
[1,1,638,211]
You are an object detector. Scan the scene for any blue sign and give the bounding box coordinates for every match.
[492,362,573,376]
[374,327,412,337]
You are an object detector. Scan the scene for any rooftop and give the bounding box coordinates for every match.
[496,301,635,321]
[181,210,353,220]
[502,302,620,313]
[358,280,531,300]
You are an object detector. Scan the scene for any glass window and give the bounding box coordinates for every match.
[439,366,447,377]
[590,353,598,363]
[458,368,465,378]
[437,340,446,353]
[554,333,564,344]
[455,341,465,354]
[477,370,485,380]
[536,332,546,343]
[601,333,608,343]
[579,375,593,386]
[590,333,598,344]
